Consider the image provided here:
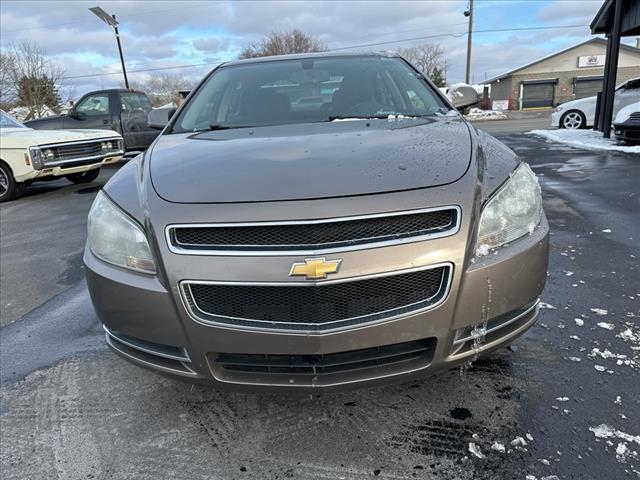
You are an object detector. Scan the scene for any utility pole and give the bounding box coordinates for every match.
[464,0,474,85]
[112,16,129,89]
[89,6,129,89]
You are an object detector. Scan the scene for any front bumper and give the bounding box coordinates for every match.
[16,153,123,183]
[613,121,640,144]
[551,110,561,127]
[85,215,549,391]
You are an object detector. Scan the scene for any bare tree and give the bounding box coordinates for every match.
[398,43,448,87]
[5,41,65,119]
[239,29,327,59]
[128,73,196,107]
[0,51,17,111]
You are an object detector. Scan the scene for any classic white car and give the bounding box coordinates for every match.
[551,77,640,129]
[0,110,124,202]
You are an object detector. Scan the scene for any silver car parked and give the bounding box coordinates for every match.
[85,53,549,390]
[552,77,640,129]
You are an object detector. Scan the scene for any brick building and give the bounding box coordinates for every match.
[487,38,640,109]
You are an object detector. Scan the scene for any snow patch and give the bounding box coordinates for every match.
[574,318,584,326]
[589,424,640,445]
[591,308,609,316]
[468,442,486,459]
[465,108,508,121]
[527,129,640,154]
[618,328,640,344]
[490,442,505,453]
[539,302,556,310]
[597,322,615,331]
[511,436,527,447]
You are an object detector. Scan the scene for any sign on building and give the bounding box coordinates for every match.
[577,54,606,68]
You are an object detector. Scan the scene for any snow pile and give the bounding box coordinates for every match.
[8,106,56,122]
[465,108,508,121]
[527,129,640,153]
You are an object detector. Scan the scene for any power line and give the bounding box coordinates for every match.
[334,22,469,43]
[60,62,218,80]
[328,24,588,51]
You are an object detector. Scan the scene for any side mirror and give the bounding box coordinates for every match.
[69,109,86,120]
[148,108,176,130]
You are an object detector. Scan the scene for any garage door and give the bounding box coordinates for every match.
[522,81,556,108]
[574,77,603,99]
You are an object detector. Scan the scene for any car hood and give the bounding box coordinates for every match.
[0,127,121,149]
[614,101,640,123]
[557,96,594,111]
[150,116,472,203]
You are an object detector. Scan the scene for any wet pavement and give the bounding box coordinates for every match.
[0,133,639,479]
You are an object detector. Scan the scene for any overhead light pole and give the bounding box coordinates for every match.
[464,0,474,85]
[89,6,129,89]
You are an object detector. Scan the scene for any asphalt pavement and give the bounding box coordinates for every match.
[1,124,638,480]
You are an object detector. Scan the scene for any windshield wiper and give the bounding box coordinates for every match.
[209,124,239,131]
[327,115,390,121]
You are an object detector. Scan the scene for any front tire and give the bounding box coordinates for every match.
[560,110,586,129]
[0,162,24,203]
[66,168,101,184]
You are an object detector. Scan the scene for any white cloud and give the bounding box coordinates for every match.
[0,0,605,93]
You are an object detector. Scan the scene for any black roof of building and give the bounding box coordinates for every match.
[591,0,640,36]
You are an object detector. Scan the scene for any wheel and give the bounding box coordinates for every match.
[65,168,101,184]
[560,110,586,129]
[0,162,24,203]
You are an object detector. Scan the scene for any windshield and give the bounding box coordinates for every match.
[0,111,27,129]
[172,56,449,132]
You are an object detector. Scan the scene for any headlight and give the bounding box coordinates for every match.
[87,191,156,273]
[101,140,123,153]
[555,106,563,112]
[476,162,542,254]
[29,147,44,169]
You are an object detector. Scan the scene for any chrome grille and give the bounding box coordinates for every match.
[181,264,451,331]
[52,142,102,160]
[168,207,459,254]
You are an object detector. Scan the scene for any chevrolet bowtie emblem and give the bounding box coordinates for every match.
[289,257,342,280]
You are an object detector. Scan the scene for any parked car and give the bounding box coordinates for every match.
[0,110,123,202]
[613,101,640,144]
[24,89,160,153]
[551,77,640,129]
[85,52,549,390]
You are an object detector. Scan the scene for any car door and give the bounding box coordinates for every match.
[118,92,159,150]
[614,79,640,117]
[64,92,116,131]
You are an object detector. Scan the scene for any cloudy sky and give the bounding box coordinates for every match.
[0,0,623,97]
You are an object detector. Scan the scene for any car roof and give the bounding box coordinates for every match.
[223,51,400,67]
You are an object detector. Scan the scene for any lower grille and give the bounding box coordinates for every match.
[213,338,436,378]
[182,264,450,331]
